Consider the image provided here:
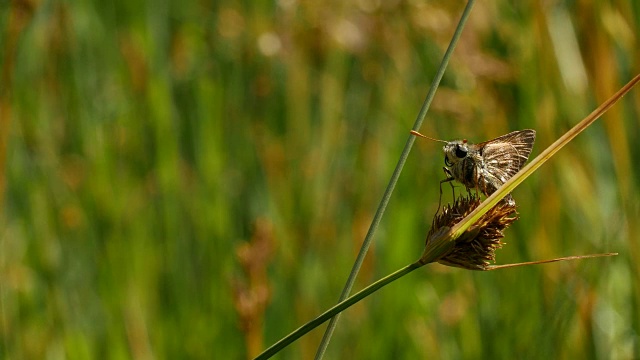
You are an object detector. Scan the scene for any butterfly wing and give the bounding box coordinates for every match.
[477,129,536,184]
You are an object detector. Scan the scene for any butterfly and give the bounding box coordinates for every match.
[412,129,536,205]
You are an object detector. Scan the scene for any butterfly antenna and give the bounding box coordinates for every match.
[410,130,448,144]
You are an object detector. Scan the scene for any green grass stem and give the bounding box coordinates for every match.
[255,261,424,360]
[313,1,477,357]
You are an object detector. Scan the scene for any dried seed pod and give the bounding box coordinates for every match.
[424,195,518,270]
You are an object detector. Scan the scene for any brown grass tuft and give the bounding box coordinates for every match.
[426,196,518,270]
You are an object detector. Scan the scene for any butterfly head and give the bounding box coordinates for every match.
[409,130,472,167]
[443,139,469,167]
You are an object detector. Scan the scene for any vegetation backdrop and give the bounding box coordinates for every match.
[1,0,639,358]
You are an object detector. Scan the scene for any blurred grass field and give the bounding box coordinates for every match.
[2,0,640,358]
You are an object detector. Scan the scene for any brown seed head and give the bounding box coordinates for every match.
[425,196,518,270]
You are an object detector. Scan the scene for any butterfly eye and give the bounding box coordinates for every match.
[455,145,467,158]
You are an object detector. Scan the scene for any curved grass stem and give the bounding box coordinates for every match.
[254,261,424,360]
[313,1,477,358]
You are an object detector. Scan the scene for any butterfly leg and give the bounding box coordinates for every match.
[477,167,494,201]
[438,178,455,215]
[439,167,456,214]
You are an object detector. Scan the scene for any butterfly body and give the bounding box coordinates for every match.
[441,130,536,204]
[411,129,536,204]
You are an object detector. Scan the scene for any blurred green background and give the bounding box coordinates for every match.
[1,0,639,358]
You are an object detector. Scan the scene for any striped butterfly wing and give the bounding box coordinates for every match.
[477,129,536,186]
